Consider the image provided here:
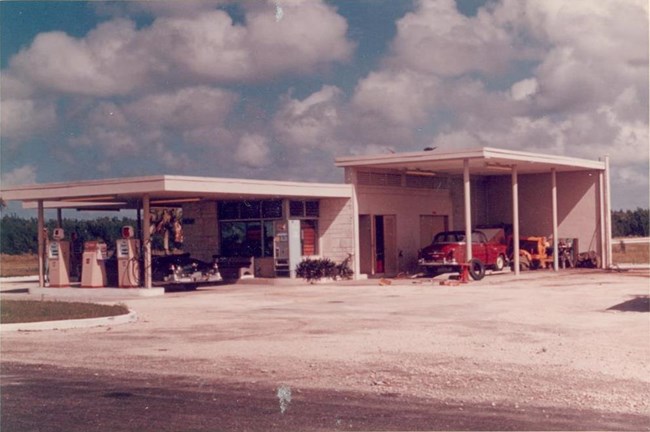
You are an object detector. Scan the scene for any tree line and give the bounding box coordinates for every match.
[1,208,648,255]
[0,215,138,255]
[611,208,649,238]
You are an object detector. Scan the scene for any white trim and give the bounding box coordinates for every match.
[551,168,559,271]
[335,146,606,172]
[1,175,353,203]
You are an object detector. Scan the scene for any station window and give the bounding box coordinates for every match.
[218,199,320,258]
[218,200,281,257]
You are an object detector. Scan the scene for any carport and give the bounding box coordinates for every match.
[336,147,611,276]
[0,175,354,288]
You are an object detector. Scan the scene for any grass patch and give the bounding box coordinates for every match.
[1,254,39,277]
[1,299,129,324]
[612,242,650,265]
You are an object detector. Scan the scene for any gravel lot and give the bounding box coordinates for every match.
[1,269,649,430]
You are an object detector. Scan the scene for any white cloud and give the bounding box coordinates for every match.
[124,86,237,130]
[388,0,517,77]
[352,69,438,126]
[510,78,538,101]
[0,98,57,140]
[1,165,37,186]
[9,20,146,97]
[235,133,271,168]
[273,85,343,149]
[5,0,353,98]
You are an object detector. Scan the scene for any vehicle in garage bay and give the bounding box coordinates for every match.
[418,229,508,280]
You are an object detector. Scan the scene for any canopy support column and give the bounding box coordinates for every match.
[463,159,472,262]
[143,195,153,288]
[603,155,613,268]
[37,200,45,287]
[512,165,520,276]
[551,168,559,271]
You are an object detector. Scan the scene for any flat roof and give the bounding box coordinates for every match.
[0,175,353,210]
[336,147,606,175]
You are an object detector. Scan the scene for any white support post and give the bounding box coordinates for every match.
[512,165,520,276]
[598,170,606,267]
[551,168,559,271]
[143,195,152,288]
[603,155,613,268]
[463,159,472,262]
[351,170,362,280]
[37,200,45,287]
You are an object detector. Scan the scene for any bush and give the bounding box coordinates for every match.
[296,257,354,282]
[296,258,337,282]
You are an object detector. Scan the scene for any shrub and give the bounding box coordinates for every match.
[296,257,354,282]
[296,258,337,282]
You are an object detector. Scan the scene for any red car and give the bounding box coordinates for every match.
[418,229,508,280]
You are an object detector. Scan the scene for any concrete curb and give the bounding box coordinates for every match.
[0,310,138,332]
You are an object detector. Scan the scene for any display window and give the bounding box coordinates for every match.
[219,199,320,258]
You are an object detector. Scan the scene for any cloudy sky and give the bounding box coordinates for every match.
[1,0,648,212]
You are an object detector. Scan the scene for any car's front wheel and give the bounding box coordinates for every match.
[493,254,506,271]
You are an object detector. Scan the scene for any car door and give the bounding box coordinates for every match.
[471,232,489,264]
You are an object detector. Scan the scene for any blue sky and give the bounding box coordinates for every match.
[1,0,648,215]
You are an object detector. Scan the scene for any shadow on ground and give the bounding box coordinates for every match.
[607,295,650,313]
[2,362,648,432]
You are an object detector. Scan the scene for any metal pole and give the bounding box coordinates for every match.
[143,195,152,288]
[551,168,559,271]
[512,165,520,276]
[56,208,63,228]
[37,200,45,287]
[463,159,472,261]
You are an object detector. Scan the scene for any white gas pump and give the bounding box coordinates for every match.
[47,228,70,287]
[80,241,107,288]
[116,226,140,288]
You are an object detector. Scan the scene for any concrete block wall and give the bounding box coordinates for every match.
[356,185,453,273]
[486,171,602,254]
[319,198,355,263]
[181,201,219,262]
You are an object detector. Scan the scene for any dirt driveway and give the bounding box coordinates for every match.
[2,269,649,430]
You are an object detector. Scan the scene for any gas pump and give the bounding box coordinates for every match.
[116,226,141,288]
[47,228,70,287]
[81,241,107,288]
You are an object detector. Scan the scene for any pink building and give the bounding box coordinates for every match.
[1,147,611,288]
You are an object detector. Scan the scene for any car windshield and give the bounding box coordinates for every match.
[433,232,465,243]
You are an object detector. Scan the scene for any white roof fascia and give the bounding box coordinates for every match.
[335,148,485,167]
[0,175,352,203]
[162,176,352,198]
[335,146,605,171]
[482,147,605,170]
[0,176,166,202]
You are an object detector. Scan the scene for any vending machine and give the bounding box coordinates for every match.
[116,226,140,288]
[48,228,70,287]
[81,241,107,288]
[273,220,301,278]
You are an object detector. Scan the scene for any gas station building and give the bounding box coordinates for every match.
[0,147,613,290]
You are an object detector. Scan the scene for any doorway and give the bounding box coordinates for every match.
[359,214,397,276]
